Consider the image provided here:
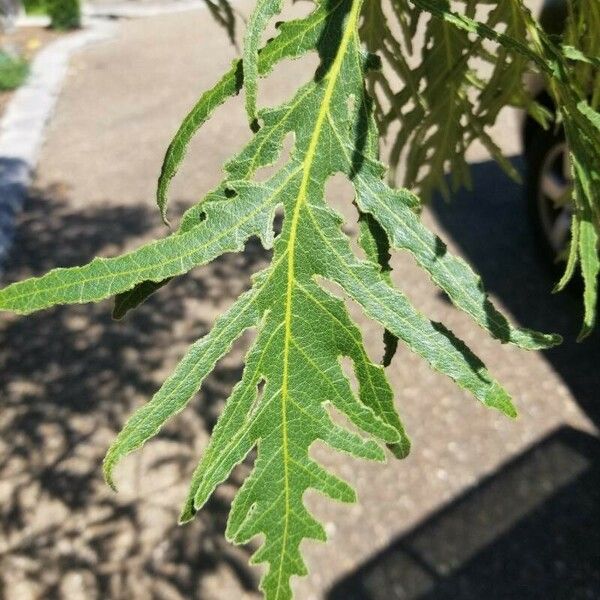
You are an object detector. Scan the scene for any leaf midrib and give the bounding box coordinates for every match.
[276,0,362,595]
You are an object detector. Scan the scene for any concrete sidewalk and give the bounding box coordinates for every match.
[0,5,598,599]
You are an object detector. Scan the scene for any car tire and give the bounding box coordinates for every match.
[525,124,573,273]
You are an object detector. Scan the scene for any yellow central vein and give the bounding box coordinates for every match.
[275,0,362,595]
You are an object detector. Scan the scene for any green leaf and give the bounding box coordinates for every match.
[554,215,579,293]
[578,215,600,340]
[129,0,356,319]
[578,100,600,133]
[104,288,262,488]
[243,0,283,125]
[352,175,559,350]
[0,0,563,597]
[0,184,278,315]
[366,0,541,199]
[156,63,242,224]
[566,123,600,340]
[562,44,600,69]
[410,0,555,75]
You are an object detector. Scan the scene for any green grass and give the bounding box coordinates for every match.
[0,51,29,91]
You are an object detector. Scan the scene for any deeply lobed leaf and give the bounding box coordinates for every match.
[0,0,570,598]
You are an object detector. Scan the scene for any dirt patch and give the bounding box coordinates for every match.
[0,26,71,117]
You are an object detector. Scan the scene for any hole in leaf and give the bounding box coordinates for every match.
[250,118,261,133]
[324,173,363,256]
[339,356,359,397]
[253,131,295,183]
[260,52,319,108]
[247,378,266,422]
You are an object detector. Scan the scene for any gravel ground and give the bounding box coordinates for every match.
[0,4,598,599]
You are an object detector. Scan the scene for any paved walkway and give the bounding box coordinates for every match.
[0,5,598,600]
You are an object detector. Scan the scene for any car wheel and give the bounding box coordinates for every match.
[525,126,573,268]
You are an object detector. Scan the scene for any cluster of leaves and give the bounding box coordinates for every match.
[552,0,600,338]
[47,0,80,30]
[367,0,600,337]
[361,0,550,198]
[0,0,597,598]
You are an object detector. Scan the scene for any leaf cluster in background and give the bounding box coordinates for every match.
[361,0,550,198]
[362,0,599,336]
[553,0,600,338]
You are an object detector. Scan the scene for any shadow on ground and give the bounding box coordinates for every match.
[0,187,268,598]
[0,157,29,267]
[328,426,600,600]
[328,158,600,600]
